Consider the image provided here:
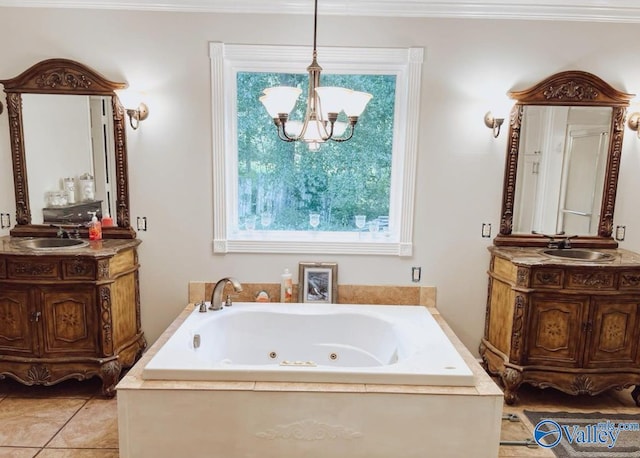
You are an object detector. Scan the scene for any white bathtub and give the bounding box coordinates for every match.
[143,302,474,386]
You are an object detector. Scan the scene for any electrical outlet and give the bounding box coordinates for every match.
[616,225,626,241]
[0,213,10,229]
[136,216,147,231]
[411,267,421,283]
[482,223,492,238]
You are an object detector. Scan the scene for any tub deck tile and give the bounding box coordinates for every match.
[254,382,367,393]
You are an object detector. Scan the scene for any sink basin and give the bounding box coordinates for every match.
[17,238,89,250]
[543,249,615,262]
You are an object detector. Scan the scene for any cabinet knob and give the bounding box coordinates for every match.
[31,311,41,322]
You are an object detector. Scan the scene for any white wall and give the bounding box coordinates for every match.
[1,8,640,354]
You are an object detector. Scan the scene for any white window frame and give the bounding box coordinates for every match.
[210,42,423,256]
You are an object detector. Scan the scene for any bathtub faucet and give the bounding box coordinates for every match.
[209,277,243,311]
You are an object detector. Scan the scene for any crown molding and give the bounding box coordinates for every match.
[1,0,640,22]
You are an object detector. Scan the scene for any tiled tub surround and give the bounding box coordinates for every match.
[188,281,437,307]
[117,299,503,457]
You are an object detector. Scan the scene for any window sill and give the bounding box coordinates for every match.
[213,231,412,256]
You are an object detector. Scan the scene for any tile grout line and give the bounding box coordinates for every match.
[39,397,90,451]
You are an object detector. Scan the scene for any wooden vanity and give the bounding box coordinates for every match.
[481,246,640,405]
[0,236,146,396]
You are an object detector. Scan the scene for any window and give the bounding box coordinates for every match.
[210,43,423,256]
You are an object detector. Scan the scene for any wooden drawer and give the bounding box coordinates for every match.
[531,268,563,288]
[566,270,615,290]
[7,259,59,279]
[62,259,96,280]
[619,271,640,290]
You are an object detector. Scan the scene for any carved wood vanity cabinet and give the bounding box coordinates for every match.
[482,247,640,405]
[0,238,145,396]
[0,59,146,395]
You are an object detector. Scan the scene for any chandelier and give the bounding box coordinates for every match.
[259,0,373,151]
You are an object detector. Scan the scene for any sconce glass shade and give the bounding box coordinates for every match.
[484,111,504,138]
[628,112,640,138]
[126,102,149,130]
[260,87,302,117]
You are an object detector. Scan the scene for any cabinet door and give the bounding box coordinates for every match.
[0,287,38,356]
[525,294,589,367]
[584,297,640,368]
[39,287,100,357]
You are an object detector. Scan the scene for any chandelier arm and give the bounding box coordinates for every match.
[273,117,298,142]
[277,124,298,142]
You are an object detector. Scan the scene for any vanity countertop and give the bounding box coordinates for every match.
[488,245,640,267]
[0,235,140,257]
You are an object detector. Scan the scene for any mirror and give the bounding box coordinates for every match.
[494,71,633,248]
[1,58,135,238]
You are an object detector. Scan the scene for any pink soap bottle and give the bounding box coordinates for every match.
[88,212,102,241]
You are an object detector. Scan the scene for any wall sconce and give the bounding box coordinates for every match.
[627,112,640,138]
[484,111,504,138]
[126,103,149,130]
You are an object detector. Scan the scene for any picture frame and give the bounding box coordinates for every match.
[298,262,338,304]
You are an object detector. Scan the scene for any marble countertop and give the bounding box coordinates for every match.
[0,235,140,257]
[489,245,640,267]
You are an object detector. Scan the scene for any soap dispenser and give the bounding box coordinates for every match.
[280,268,293,303]
[88,212,102,241]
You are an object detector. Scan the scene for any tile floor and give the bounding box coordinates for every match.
[0,376,637,457]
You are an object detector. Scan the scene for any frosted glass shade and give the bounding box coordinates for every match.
[333,121,348,137]
[260,86,302,117]
[315,86,350,119]
[284,120,303,137]
[343,90,373,117]
[303,119,329,143]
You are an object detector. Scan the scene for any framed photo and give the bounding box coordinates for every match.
[298,262,338,304]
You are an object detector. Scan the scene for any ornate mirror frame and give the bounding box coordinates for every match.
[1,58,136,238]
[493,70,634,248]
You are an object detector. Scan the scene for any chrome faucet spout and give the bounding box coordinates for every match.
[209,277,243,311]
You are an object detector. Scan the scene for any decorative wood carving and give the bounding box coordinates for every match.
[568,272,614,288]
[621,273,640,288]
[509,294,526,363]
[97,259,110,280]
[516,266,529,287]
[570,375,595,395]
[26,364,51,383]
[533,270,561,287]
[494,71,634,248]
[0,58,135,239]
[99,286,114,355]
